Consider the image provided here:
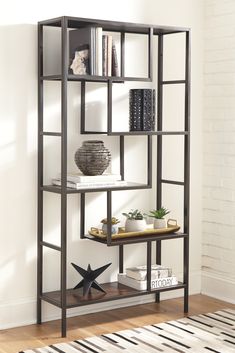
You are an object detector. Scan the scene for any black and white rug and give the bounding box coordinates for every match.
[19,308,235,353]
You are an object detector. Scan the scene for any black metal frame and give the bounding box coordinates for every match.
[155,31,190,308]
[37,16,190,337]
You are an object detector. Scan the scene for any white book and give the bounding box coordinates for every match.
[58,173,122,183]
[52,178,127,189]
[96,27,103,76]
[90,27,96,75]
[118,273,178,291]
[126,264,172,281]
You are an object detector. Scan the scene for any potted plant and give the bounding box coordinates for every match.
[101,217,120,235]
[122,209,147,232]
[147,207,170,229]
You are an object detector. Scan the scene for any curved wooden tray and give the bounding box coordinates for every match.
[88,224,180,240]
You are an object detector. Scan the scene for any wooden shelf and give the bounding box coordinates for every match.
[41,281,186,309]
[84,232,188,246]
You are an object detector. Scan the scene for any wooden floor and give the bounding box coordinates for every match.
[0,294,234,353]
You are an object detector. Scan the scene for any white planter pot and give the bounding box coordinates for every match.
[154,218,167,229]
[125,219,147,232]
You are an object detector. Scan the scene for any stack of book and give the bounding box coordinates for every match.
[118,264,178,291]
[52,173,127,189]
[69,27,119,76]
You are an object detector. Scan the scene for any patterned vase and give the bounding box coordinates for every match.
[74,140,111,176]
[129,89,155,131]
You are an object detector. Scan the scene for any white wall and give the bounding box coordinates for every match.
[0,0,204,329]
[202,0,235,303]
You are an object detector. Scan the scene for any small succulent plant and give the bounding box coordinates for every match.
[122,209,145,220]
[101,217,120,225]
[146,207,170,219]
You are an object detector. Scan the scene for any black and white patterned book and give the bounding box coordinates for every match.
[126,264,172,281]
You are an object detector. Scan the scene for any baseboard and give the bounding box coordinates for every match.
[0,297,36,330]
[201,270,235,304]
[0,271,201,330]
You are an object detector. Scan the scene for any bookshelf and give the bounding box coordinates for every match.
[37,16,190,337]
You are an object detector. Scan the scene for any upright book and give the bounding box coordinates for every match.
[107,35,113,76]
[102,35,107,76]
[96,27,103,76]
[112,40,119,76]
[102,34,113,76]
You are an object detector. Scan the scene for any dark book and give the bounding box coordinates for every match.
[107,35,113,76]
[129,89,155,131]
[69,27,96,75]
[102,34,108,76]
[129,90,143,131]
[102,34,114,76]
[112,41,119,77]
[142,89,155,131]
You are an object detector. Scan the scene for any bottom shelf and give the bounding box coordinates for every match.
[41,281,186,309]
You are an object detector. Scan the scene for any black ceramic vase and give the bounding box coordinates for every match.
[74,140,111,175]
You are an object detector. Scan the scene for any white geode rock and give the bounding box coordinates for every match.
[70,49,89,75]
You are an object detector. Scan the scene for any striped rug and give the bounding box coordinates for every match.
[19,308,235,353]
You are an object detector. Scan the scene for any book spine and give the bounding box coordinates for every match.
[52,179,76,188]
[67,175,122,183]
[91,27,95,75]
[151,276,178,289]
[102,35,108,76]
[112,41,119,77]
[107,35,113,76]
[57,173,122,183]
[118,274,178,291]
[126,268,172,281]
[52,179,127,189]
[142,89,155,131]
[96,27,103,76]
[129,89,142,131]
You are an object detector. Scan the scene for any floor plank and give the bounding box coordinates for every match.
[0,294,234,353]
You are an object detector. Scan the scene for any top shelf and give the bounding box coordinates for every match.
[39,16,190,35]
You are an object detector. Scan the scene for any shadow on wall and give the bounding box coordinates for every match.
[0,25,38,306]
[0,25,153,318]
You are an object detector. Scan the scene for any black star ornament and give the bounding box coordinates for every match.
[71,262,112,296]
